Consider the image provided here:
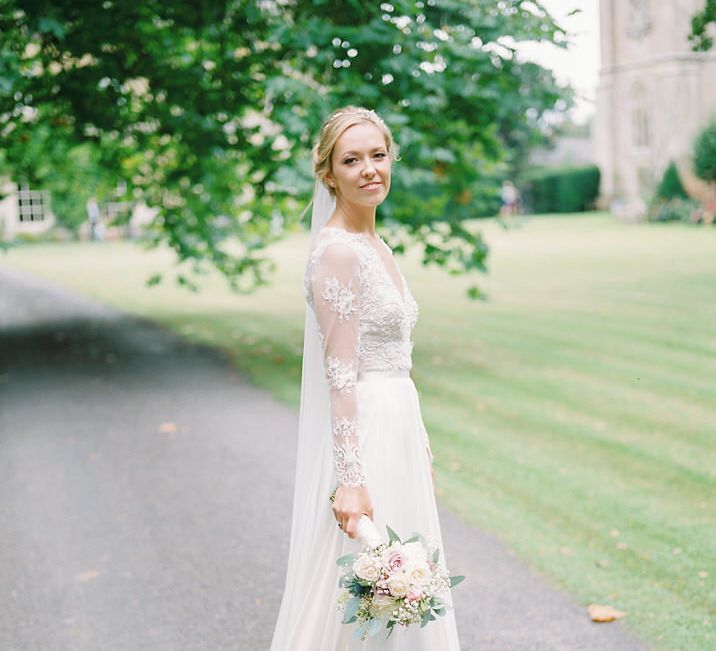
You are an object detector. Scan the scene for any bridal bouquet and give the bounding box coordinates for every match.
[335,519,465,640]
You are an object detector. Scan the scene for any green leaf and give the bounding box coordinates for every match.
[342,596,361,624]
[386,524,401,544]
[336,553,356,567]
[449,574,466,588]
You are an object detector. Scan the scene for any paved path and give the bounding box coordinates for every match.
[0,266,651,651]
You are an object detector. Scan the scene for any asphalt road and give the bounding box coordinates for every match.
[0,266,651,651]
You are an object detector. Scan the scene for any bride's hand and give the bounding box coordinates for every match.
[333,485,373,539]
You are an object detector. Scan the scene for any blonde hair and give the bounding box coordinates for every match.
[311,106,399,196]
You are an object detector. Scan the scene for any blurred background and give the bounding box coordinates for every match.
[1,2,714,650]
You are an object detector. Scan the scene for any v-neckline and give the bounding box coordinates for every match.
[321,226,407,303]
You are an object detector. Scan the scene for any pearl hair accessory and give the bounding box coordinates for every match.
[324,107,385,129]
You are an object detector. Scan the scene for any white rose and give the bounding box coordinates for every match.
[387,574,410,598]
[401,541,428,564]
[353,555,380,582]
[370,594,397,619]
[404,561,432,587]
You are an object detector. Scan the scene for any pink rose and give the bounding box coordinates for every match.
[406,587,424,602]
[387,550,406,571]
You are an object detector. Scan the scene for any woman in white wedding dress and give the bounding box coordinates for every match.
[269,106,461,650]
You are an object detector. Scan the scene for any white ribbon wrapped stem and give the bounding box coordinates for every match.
[356,515,383,548]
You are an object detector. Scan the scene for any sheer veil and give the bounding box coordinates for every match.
[270,180,337,646]
[293,178,334,503]
[295,179,335,494]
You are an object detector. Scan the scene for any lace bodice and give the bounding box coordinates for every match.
[303,226,431,488]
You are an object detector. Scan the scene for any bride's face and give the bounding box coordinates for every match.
[325,122,391,207]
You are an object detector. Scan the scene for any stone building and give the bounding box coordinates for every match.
[0,177,156,241]
[595,0,716,219]
[0,180,55,240]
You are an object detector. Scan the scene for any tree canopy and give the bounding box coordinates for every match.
[0,0,570,296]
[690,0,716,51]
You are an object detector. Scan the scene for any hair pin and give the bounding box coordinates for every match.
[324,107,385,128]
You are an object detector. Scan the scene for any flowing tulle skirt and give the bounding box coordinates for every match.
[270,370,461,650]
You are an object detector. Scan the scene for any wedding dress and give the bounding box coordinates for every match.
[269,224,461,650]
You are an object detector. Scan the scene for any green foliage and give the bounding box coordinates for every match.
[689,0,716,51]
[449,575,465,588]
[693,118,716,183]
[521,165,600,214]
[655,161,688,200]
[386,524,401,544]
[647,198,703,223]
[0,0,571,296]
[336,553,356,566]
[342,596,361,624]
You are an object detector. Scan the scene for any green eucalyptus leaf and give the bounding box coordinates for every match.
[342,596,361,624]
[449,574,466,588]
[336,553,356,566]
[386,525,401,544]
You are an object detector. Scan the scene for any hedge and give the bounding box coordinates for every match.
[521,165,601,214]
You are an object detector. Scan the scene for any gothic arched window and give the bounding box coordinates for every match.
[630,82,651,149]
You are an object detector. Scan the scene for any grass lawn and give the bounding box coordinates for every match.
[3,212,715,651]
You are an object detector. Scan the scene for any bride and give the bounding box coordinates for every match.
[269,106,461,650]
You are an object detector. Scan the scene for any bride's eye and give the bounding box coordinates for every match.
[343,157,356,164]
[374,152,386,158]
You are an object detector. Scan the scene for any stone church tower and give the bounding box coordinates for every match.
[595,0,716,219]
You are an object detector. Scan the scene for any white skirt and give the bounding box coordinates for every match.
[270,370,461,650]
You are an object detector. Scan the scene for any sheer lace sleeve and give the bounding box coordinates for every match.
[310,242,366,488]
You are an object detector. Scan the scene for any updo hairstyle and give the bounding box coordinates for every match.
[311,106,399,196]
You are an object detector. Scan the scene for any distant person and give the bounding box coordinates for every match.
[500,180,520,218]
[86,197,101,241]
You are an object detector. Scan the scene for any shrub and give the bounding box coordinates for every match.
[521,165,601,214]
[647,198,702,223]
[655,161,688,200]
[694,118,716,183]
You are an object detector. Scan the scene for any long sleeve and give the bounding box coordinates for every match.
[310,243,366,488]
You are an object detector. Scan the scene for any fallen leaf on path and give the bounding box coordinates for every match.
[74,570,100,583]
[587,604,626,622]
